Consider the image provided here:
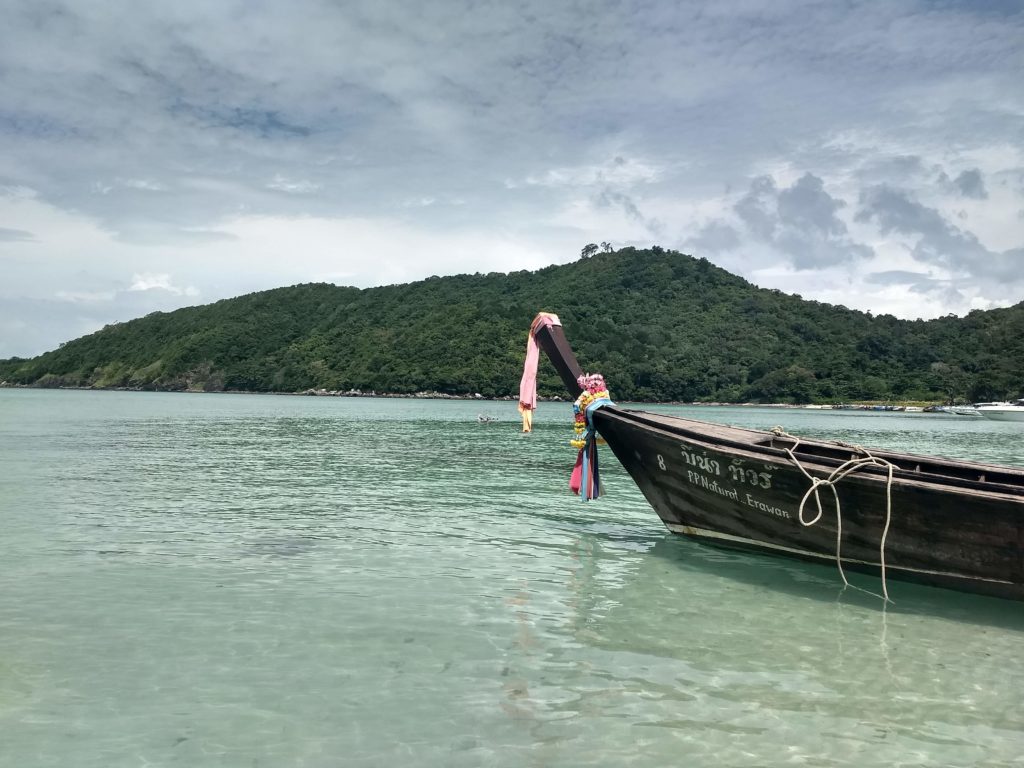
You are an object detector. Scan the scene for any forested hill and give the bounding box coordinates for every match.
[2,247,1022,403]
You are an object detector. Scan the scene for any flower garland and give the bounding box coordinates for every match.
[571,373,610,449]
[569,373,613,501]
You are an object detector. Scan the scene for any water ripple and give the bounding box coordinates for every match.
[1,390,1022,767]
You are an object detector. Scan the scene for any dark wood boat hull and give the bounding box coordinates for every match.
[594,408,1024,600]
[529,316,1024,601]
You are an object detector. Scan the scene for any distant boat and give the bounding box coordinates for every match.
[951,405,983,416]
[931,405,984,416]
[526,313,1024,601]
[477,414,498,423]
[976,400,1024,423]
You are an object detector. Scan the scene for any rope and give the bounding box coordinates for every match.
[770,426,896,602]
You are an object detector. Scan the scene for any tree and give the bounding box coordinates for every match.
[7,249,1024,404]
[929,361,969,404]
[580,243,599,259]
[600,241,613,253]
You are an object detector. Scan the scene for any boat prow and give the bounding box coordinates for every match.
[525,313,1024,602]
[976,400,1024,423]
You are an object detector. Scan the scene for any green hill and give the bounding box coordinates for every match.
[1,247,1022,403]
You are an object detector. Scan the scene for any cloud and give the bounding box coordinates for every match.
[0,226,35,241]
[0,0,1022,354]
[54,289,118,302]
[266,175,321,194]
[730,173,873,269]
[514,157,661,189]
[776,174,847,237]
[595,188,662,235]
[936,167,990,200]
[863,269,965,304]
[685,221,740,254]
[953,169,988,199]
[734,177,779,242]
[0,280,205,358]
[856,185,1021,281]
[855,155,929,185]
[128,272,199,296]
[0,195,581,356]
[864,270,935,286]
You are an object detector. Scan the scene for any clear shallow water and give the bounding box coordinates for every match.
[1,390,1022,767]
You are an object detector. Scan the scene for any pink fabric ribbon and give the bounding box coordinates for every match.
[569,451,584,494]
[518,313,560,432]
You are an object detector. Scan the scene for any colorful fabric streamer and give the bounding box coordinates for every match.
[569,373,613,501]
[517,312,560,432]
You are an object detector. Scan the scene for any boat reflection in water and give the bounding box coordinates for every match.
[530,526,1024,763]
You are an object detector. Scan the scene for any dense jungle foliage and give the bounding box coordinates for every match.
[1,247,1022,403]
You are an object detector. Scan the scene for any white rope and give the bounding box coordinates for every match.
[771,426,896,602]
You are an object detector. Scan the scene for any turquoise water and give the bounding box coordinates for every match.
[1,389,1022,767]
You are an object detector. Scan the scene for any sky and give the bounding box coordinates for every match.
[1,0,1023,358]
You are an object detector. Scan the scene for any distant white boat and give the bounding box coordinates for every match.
[941,402,1018,416]
[976,400,1024,422]
[950,405,983,416]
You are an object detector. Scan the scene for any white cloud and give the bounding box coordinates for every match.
[514,157,661,189]
[266,175,321,194]
[121,179,166,192]
[128,273,199,296]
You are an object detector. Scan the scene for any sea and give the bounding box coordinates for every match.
[1,388,1022,768]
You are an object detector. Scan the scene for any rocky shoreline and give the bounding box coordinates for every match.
[0,380,568,402]
[297,388,570,401]
[1,381,940,408]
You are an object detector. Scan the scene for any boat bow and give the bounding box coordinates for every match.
[522,312,1024,601]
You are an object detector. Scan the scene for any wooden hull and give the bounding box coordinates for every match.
[594,407,1024,600]
[526,316,1024,601]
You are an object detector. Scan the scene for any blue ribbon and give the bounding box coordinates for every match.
[579,397,613,501]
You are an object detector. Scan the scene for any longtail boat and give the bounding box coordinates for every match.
[524,313,1024,601]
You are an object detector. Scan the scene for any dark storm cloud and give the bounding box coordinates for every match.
[857,185,1021,281]
[595,189,662,235]
[953,169,988,199]
[936,168,990,199]
[685,221,741,254]
[733,177,779,242]
[776,174,847,236]
[731,174,873,269]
